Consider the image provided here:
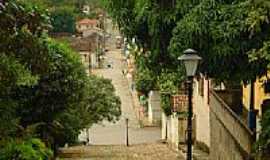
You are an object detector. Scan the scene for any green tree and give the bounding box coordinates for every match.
[103,0,182,114]
[51,7,76,33]
[0,138,53,160]
[135,67,156,95]
[170,0,270,83]
[158,69,184,115]
[103,0,270,156]
[256,108,270,159]
[0,0,50,140]
[51,75,121,147]
[0,0,121,157]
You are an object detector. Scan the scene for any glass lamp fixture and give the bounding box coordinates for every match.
[178,49,201,77]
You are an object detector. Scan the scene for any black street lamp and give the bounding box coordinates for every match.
[178,49,201,160]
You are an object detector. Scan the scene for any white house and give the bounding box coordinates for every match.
[76,18,98,33]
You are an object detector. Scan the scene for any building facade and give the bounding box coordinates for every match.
[76,19,98,33]
[243,77,270,117]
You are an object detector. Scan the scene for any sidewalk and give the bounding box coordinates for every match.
[124,63,154,127]
[88,49,160,145]
[126,75,146,127]
[122,56,209,160]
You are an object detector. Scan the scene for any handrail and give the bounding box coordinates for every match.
[210,89,254,136]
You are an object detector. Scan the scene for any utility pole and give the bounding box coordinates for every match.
[178,49,201,160]
[126,118,129,146]
[186,77,193,160]
[103,12,106,52]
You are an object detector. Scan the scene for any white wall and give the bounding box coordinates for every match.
[193,77,210,147]
[148,90,161,125]
[161,112,167,140]
[161,113,188,150]
[160,77,210,150]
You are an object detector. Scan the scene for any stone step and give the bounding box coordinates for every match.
[57,143,185,160]
[178,144,209,160]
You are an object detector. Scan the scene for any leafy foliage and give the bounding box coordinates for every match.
[135,67,156,95]
[103,0,183,113]
[0,0,121,157]
[0,0,50,141]
[158,69,184,115]
[51,7,76,33]
[51,75,121,147]
[0,55,37,139]
[102,0,137,39]
[104,0,270,156]
[170,0,270,83]
[0,138,53,160]
[85,76,121,123]
[160,94,172,116]
[256,108,270,158]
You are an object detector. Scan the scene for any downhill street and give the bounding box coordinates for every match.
[58,45,184,160]
[89,48,160,145]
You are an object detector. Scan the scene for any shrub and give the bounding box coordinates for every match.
[0,138,53,160]
[135,68,156,95]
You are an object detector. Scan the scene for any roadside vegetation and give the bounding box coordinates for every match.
[102,0,270,157]
[0,0,120,159]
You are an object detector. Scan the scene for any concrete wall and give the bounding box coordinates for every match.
[161,113,180,150]
[148,91,161,125]
[193,77,211,147]
[170,114,180,149]
[210,90,254,160]
[161,112,167,140]
[161,112,196,150]
[160,77,208,151]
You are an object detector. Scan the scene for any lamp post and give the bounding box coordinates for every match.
[178,49,201,160]
[126,118,129,146]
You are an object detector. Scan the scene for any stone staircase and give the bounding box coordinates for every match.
[178,144,209,160]
[57,142,184,160]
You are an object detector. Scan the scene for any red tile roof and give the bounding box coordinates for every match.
[77,18,97,25]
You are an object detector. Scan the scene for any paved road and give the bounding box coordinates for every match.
[58,143,184,160]
[87,48,161,145]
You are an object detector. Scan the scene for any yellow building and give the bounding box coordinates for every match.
[243,76,270,117]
